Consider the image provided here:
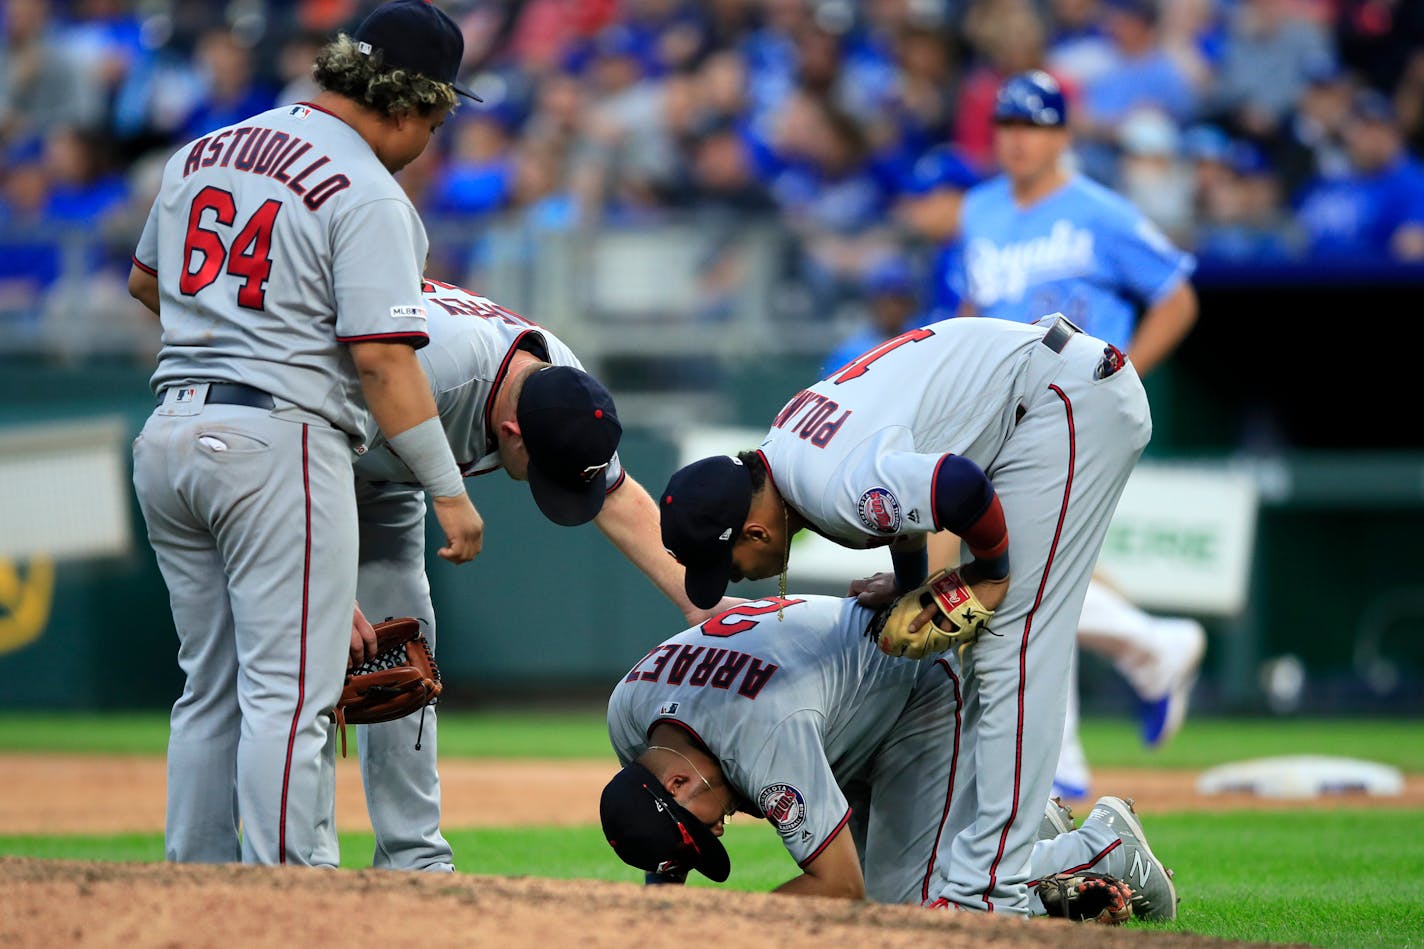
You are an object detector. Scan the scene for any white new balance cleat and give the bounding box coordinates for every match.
[1085,796,1178,921]
[1137,618,1206,748]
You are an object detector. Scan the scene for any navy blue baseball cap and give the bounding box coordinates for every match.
[994,70,1067,128]
[600,762,731,882]
[518,366,622,526]
[353,0,482,101]
[660,456,753,610]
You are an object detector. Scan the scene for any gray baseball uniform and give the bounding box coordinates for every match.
[130,101,431,866]
[753,314,1150,913]
[345,279,624,870]
[607,594,1124,905]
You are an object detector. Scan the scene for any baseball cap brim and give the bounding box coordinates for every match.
[682,549,734,611]
[527,459,608,527]
[452,84,483,102]
[601,763,731,882]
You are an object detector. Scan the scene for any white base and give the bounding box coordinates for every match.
[1196,755,1404,799]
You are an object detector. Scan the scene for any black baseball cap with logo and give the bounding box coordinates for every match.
[352,0,483,101]
[600,762,731,882]
[517,366,622,526]
[659,455,753,610]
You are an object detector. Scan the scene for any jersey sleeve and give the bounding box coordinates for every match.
[1102,199,1196,306]
[742,711,851,868]
[132,197,159,275]
[331,198,431,346]
[817,428,940,540]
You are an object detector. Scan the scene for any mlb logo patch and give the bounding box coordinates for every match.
[175,387,198,403]
[658,702,680,716]
[389,305,427,320]
[288,105,312,120]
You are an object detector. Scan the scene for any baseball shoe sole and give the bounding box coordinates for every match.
[1038,795,1076,841]
[1085,796,1177,921]
[1138,618,1206,748]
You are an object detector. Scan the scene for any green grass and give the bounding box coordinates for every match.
[2,712,1422,772]
[3,812,1421,947]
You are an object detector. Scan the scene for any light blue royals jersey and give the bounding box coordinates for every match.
[954,174,1195,348]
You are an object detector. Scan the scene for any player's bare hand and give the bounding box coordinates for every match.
[850,572,898,608]
[349,603,377,668]
[684,596,749,626]
[432,494,484,564]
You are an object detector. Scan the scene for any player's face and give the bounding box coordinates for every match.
[728,531,789,584]
[674,781,738,837]
[994,122,1067,183]
[383,109,450,173]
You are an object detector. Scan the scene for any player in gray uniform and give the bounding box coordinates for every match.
[599,594,1175,919]
[336,278,735,871]
[659,314,1151,914]
[127,1,482,866]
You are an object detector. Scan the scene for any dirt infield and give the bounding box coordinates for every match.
[2,754,1412,947]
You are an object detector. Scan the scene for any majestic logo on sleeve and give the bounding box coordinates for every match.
[857,487,901,534]
[758,784,806,833]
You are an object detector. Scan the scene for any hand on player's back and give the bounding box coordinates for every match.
[850,572,899,609]
[432,494,484,563]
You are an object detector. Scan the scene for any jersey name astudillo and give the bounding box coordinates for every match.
[136,103,431,437]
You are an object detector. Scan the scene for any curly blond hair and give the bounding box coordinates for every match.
[313,34,459,117]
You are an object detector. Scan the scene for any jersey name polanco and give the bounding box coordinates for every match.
[352,280,624,486]
[608,595,938,865]
[759,317,1052,547]
[137,103,431,437]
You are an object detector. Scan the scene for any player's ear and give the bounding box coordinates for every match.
[742,522,771,546]
[498,419,522,445]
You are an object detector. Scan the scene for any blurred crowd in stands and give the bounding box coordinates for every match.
[2,0,1423,352]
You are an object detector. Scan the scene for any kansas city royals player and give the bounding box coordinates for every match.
[952,70,1205,798]
[660,312,1152,914]
[127,2,482,866]
[600,595,1176,919]
[331,279,735,871]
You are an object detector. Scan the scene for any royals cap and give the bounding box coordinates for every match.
[600,762,731,882]
[517,366,622,526]
[352,0,483,101]
[659,455,753,610]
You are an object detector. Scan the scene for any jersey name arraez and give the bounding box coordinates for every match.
[181,117,350,211]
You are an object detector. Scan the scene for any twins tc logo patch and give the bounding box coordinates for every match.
[857,487,901,534]
[758,783,806,834]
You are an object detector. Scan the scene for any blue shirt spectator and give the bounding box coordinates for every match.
[1295,90,1424,262]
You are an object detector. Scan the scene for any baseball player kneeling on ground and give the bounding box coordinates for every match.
[324,278,737,871]
[599,595,1177,921]
[659,312,1151,914]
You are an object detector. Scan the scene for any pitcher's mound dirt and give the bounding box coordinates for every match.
[0,857,1300,949]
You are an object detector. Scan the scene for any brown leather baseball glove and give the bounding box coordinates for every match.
[334,617,441,756]
[1036,870,1134,925]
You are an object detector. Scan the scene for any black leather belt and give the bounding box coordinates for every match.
[1041,316,1080,353]
[156,382,275,409]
